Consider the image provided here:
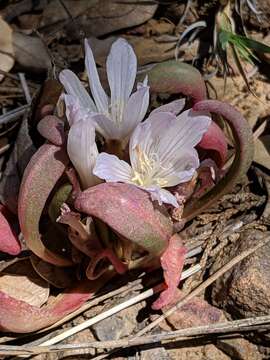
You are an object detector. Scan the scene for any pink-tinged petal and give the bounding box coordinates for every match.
[85,39,108,113]
[145,187,179,208]
[63,94,96,127]
[129,112,176,170]
[129,111,209,190]
[157,148,199,187]
[152,233,186,310]
[121,83,149,139]
[147,60,207,104]
[59,69,96,112]
[0,274,112,333]
[37,115,65,146]
[18,144,72,267]
[67,120,100,189]
[91,113,120,140]
[197,121,228,168]
[151,98,186,116]
[93,152,133,183]
[75,183,173,256]
[0,210,21,255]
[174,109,211,149]
[107,38,137,123]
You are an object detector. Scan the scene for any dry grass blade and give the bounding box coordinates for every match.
[33,278,145,336]
[38,264,201,347]
[1,315,270,355]
[0,104,30,125]
[18,73,31,104]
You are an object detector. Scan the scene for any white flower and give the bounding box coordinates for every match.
[64,95,100,189]
[59,38,150,141]
[93,110,211,207]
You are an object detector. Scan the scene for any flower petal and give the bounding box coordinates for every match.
[91,113,120,140]
[93,152,133,183]
[129,110,208,191]
[63,94,92,126]
[151,99,186,116]
[129,112,177,170]
[85,39,108,113]
[106,38,137,123]
[158,109,211,164]
[59,69,96,112]
[157,148,199,186]
[145,186,179,207]
[121,82,149,139]
[67,120,100,189]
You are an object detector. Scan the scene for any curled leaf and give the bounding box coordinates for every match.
[0,272,112,333]
[197,121,228,168]
[31,255,75,288]
[18,144,72,266]
[75,183,173,256]
[0,209,21,255]
[147,60,207,104]
[0,260,49,307]
[37,115,65,146]
[183,100,254,221]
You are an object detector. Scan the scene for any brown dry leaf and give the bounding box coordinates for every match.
[0,114,36,213]
[0,16,14,81]
[31,254,75,288]
[87,36,116,66]
[40,0,158,38]
[128,36,176,65]
[0,259,49,307]
[13,32,51,73]
[254,135,270,170]
[88,36,176,67]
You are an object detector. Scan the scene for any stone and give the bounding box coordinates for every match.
[168,343,230,360]
[140,347,171,360]
[92,301,144,341]
[211,230,270,319]
[217,337,262,360]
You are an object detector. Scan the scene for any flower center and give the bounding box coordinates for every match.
[131,146,168,188]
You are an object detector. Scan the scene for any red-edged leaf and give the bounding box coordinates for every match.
[152,234,186,310]
[18,144,72,266]
[37,115,65,146]
[198,121,228,168]
[0,273,112,333]
[0,210,21,255]
[147,60,207,104]
[183,100,254,221]
[75,183,173,256]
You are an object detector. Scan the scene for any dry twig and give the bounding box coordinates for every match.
[1,315,270,356]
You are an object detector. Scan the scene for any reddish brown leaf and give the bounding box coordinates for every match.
[75,183,173,257]
[0,260,49,307]
[18,144,72,266]
[198,121,228,168]
[37,115,65,146]
[0,210,21,255]
[147,60,207,104]
[0,272,112,333]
